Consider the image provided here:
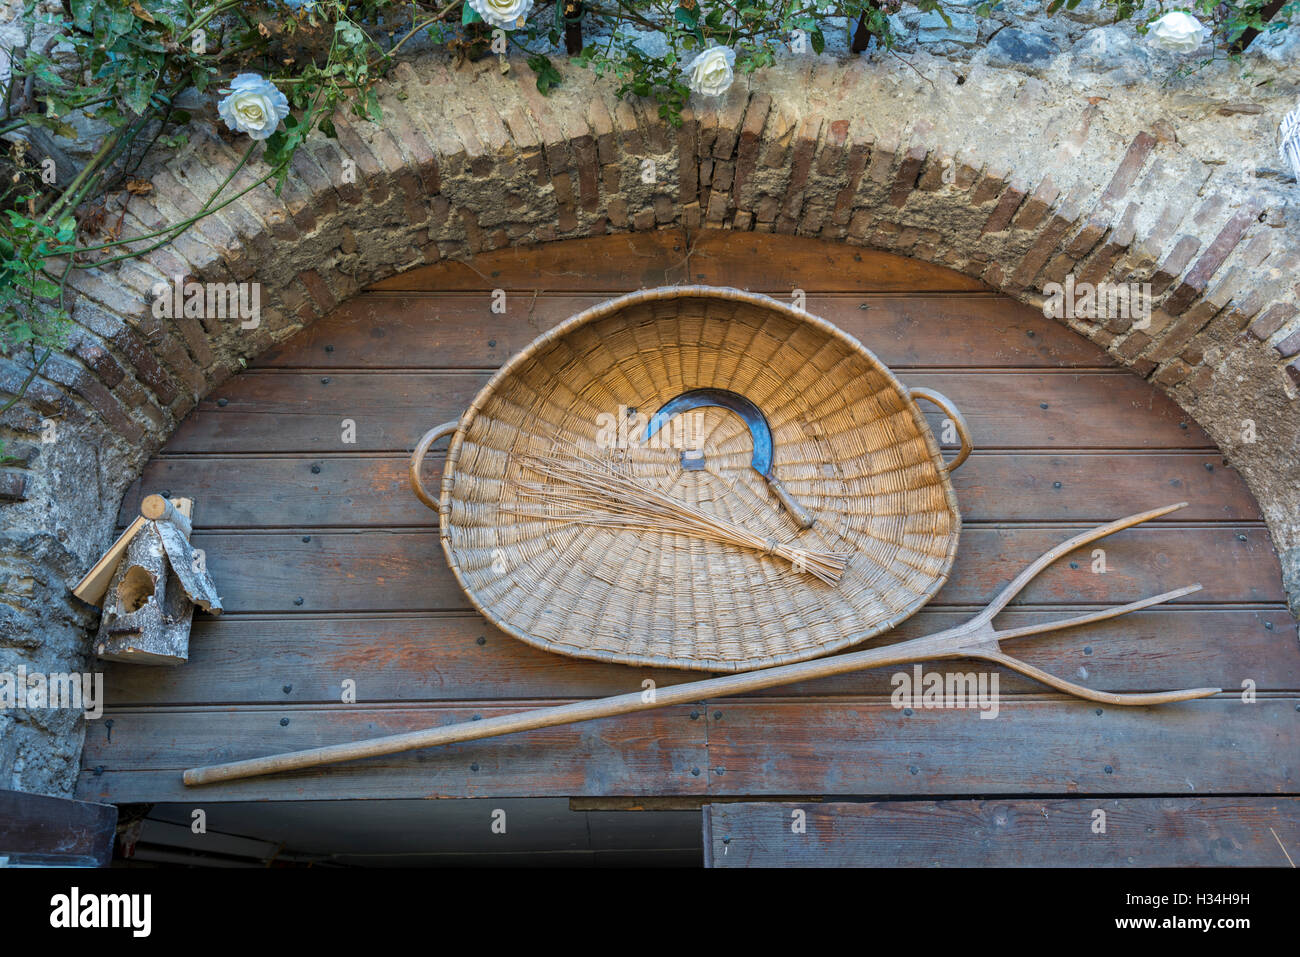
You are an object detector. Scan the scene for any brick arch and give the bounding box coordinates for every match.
[3,53,1299,789]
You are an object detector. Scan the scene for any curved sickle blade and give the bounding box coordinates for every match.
[643,388,773,475]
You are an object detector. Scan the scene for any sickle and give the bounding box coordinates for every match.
[643,388,816,529]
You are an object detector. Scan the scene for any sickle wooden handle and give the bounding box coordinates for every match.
[409,420,459,511]
[765,473,816,529]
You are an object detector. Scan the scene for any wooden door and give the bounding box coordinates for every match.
[80,232,1299,863]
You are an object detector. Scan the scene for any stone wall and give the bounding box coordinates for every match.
[1,24,1298,795]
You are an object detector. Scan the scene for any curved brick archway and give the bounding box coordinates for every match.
[3,51,1299,795]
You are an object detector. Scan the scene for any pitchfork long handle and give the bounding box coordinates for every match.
[183,503,1222,787]
[183,633,971,786]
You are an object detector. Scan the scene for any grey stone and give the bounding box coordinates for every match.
[1059,0,1119,24]
[987,27,1062,70]
[917,11,980,46]
[1072,25,1152,83]
[1248,25,1300,67]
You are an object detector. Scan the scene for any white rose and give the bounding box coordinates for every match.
[217,73,290,141]
[684,45,736,98]
[469,0,534,30]
[1147,12,1207,54]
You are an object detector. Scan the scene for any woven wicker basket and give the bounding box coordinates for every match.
[411,286,971,672]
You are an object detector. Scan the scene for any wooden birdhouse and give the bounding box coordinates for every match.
[73,495,222,666]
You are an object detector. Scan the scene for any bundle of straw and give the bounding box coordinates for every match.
[512,449,853,585]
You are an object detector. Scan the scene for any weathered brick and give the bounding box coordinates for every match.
[42,354,145,444]
[1163,208,1258,315]
[331,113,393,203]
[1274,328,1300,359]
[755,194,780,225]
[1287,357,1300,388]
[1152,358,1193,387]
[1248,303,1298,341]
[982,182,1027,234]
[385,108,441,195]
[71,332,125,389]
[816,119,851,177]
[613,100,646,157]
[889,144,927,207]
[1142,300,1221,364]
[970,165,1008,205]
[780,116,823,219]
[586,95,618,165]
[712,93,749,159]
[1099,131,1157,207]
[732,93,771,206]
[297,269,337,313]
[831,141,870,226]
[706,190,729,225]
[681,201,701,231]
[677,106,699,203]
[1010,178,1059,232]
[1077,204,1138,285]
[1011,200,1080,288]
[1064,215,1108,260]
[1149,235,1202,296]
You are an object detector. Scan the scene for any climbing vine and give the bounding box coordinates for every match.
[0,0,1294,443]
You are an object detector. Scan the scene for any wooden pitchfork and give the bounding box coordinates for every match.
[183,502,1218,786]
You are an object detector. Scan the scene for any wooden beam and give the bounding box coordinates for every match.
[703,797,1300,867]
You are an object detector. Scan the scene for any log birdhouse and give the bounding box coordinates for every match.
[73,495,222,665]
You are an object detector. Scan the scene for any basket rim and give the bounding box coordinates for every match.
[436,284,963,672]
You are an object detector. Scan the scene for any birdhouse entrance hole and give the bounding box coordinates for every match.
[116,565,156,613]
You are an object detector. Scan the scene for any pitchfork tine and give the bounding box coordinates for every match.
[970,501,1192,629]
[956,502,1221,705]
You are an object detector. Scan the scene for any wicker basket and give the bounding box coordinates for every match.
[411,286,971,672]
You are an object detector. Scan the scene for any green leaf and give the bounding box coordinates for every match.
[674,6,706,44]
[69,0,95,31]
[335,20,366,47]
[810,28,826,54]
[527,53,562,95]
[123,74,155,115]
[462,3,483,25]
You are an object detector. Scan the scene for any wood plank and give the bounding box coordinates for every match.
[165,371,1215,454]
[702,798,1300,867]
[259,293,1113,371]
[77,704,711,803]
[99,607,1300,707]
[184,524,1285,614]
[368,231,990,293]
[0,789,118,867]
[76,697,1295,802]
[699,697,1297,796]
[118,452,1262,529]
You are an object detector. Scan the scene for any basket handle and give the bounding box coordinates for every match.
[909,387,972,473]
[409,420,459,511]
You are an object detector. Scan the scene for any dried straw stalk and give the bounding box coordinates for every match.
[512,450,853,585]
